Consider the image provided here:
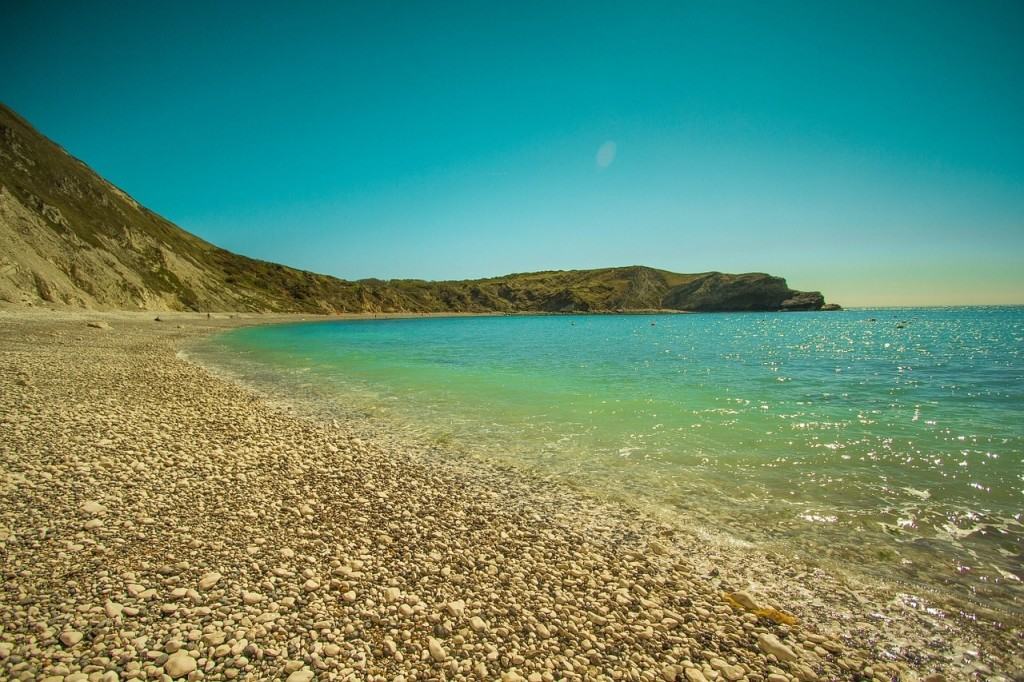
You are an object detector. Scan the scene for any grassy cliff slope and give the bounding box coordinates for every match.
[0,103,832,313]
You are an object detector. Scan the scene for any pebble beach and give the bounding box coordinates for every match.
[0,309,1020,682]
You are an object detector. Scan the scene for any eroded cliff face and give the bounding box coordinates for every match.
[661,273,825,312]
[0,103,836,313]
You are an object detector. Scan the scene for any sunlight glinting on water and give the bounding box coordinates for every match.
[196,308,1024,621]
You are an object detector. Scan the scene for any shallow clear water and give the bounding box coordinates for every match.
[194,308,1024,622]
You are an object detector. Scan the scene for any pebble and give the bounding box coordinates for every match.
[727,590,760,610]
[0,314,1005,682]
[198,572,222,590]
[163,652,197,678]
[59,630,83,647]
[446,599,466,618]
[684,668,708,682]
[427,637,447,662]
[80,500,106,514]
[242,590,264,604]
[758,633,798,662]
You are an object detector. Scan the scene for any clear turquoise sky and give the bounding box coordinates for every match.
[3,2,1023,305]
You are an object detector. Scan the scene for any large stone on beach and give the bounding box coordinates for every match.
[164,652,197,678]
[103,600,123,618]
[202,632,226,646]
[199,571,222,590]
[242,590,264,604]
[80,500,106,514]
[758,632,798,661]
[59,630,83,647]
[648,540,670,555]
[727,590,760,611]
[716,662,745,681]
[427,636,447,662]
[445,599,465,618]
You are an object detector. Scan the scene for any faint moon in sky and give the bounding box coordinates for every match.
[596,140,617,168]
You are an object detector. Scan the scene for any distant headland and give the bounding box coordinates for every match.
[0,103,838,314]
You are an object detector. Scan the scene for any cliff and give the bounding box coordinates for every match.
[0,103,834,313]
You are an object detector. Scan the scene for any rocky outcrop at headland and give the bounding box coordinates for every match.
[661,272,826,312]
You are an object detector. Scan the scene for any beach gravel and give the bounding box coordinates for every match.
[0,308,1019,681]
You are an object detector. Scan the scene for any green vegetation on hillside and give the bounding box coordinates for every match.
[0,103,832,313]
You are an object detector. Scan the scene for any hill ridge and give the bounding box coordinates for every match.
[0,103,834,313]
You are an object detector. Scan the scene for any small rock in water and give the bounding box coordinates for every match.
[757,632,798,662]
[726,590,761,611]
[648,540,670,555]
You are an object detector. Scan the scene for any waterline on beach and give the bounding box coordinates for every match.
[192,308,1024,625]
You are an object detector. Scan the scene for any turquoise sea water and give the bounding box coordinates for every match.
[195,308,1024,622]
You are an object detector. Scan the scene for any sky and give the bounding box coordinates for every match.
[3,1,1023,306]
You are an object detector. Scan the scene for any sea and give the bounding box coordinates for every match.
[191,307,1023,625]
